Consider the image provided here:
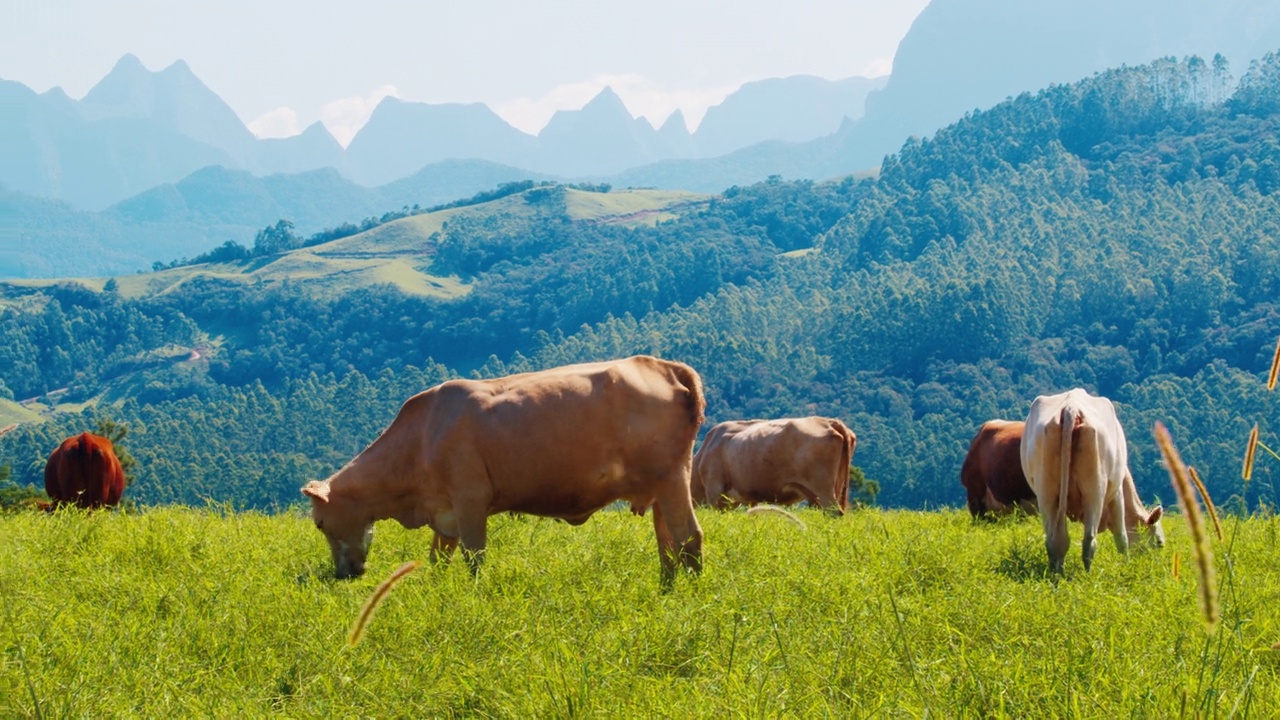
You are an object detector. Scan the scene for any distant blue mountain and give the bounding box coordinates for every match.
[344,98,537,186]
[0,55,884,210]
[824,0,1280,176]
[11,0,1280,266]
[78,54,259,163]
[692,75,885,158]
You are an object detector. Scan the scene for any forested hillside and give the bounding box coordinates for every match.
[2,54,1279,510]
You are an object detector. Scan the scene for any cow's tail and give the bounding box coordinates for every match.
[671,361,706,429]
[1057,404,1077,527]
[835,419,855,511]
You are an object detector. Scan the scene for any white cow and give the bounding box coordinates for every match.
[1020,388,1164,572]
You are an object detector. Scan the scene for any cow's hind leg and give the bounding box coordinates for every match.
[653,482,703,590]
[1080,506,1102,572]
[1038,492,1070,574]
[786,482,843,518]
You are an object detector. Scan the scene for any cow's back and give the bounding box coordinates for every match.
[708,417,849,506]
[415,356,704,517]
[1022,388,1129,521]
[962,420,1032,512]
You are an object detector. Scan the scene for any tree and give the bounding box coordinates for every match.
[95,418,137,487]
[848,465,880,509]
[253,220,300,256]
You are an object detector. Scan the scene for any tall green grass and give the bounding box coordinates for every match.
[3,506,1279,716]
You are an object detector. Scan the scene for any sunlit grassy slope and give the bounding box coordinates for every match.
[3,506,1278,716]
[0,399,43,427]
[1,187,707,302]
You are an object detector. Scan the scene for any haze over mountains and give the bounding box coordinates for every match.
[7,0,1280,280]
[1,53,884,210]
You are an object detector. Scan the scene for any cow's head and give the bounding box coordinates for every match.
[302,480,374,579]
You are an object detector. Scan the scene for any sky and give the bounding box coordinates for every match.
[1,0,930,146]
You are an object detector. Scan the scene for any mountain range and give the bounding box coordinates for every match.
[0,54,885,210]
[8,0,1280,279]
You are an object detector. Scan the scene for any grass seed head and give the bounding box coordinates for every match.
[348,560,421,647]
[1188,467,1224,542]
[746,504,807,529]
[1154,422,1219,634]
[1172,550,1181,581]
[1243,425,1259,482]
[1268,335,1280,391]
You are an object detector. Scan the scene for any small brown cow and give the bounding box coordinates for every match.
[691,416,856,516]
[44,432,126,509]
[960,420,1037,519]
[302,355,705,585]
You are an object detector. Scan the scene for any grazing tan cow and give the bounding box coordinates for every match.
[1021,388,1164,572]
[960,420,1037,519]
[691,416,856,516]
[302,355,705,586]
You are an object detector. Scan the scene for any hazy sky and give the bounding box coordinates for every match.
[1,0,929,145]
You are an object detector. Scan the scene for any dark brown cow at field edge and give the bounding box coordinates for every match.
[691,416,856,516]
[44,432,126,509]
[302,355,705,585]
[960,420,1037,519]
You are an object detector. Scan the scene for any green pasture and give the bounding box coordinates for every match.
[0,188,703,304]
[3,506,1279,717]
[0,400,42,427]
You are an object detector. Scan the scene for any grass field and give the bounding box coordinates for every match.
[3,505,1279,717]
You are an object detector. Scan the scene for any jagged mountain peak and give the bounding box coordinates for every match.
[161,58,194,76]
[111,53,146,73]
[659,109,689,136]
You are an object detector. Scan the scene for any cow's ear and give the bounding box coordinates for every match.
[1146,505,1163,524]
[301,481,330,503]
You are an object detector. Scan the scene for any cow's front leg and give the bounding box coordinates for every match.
[457,513,489,576]
[430,532,458,565]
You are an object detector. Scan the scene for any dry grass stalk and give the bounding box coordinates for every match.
[1243,425,1259,482]
[348,560,421,647]
[0,424,17,438]
[1154,422,1219,634]
[746,504,807,529]
[1188,467,1224,542]
[1268,335,1280,391]
[1172,551,1181,581]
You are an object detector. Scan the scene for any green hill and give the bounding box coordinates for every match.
[5,186,707,301]
[4,160,557,279]
[1,54,1279,512]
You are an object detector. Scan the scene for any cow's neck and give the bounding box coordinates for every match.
[1121,473,1153,529]
[327,428,423,527]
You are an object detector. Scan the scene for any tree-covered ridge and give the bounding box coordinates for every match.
[2,54,1278,510]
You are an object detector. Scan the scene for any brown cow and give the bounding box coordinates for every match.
[691,416,856,516]
[960,420,1037,519]
[302,355,705,585]
[44,432,126,509]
